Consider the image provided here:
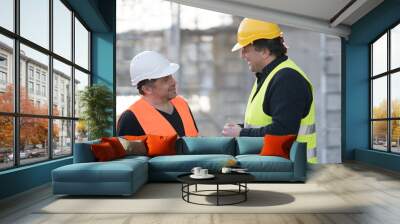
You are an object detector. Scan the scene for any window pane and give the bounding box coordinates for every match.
[20,44,49,115]
[20,0,49,49]
[74,69,89,118]
[372,121,387,151]
[372,33,387,76]
[391,72,400,118]
[20,117,49,165]
[391,24,400,70]
[372,77,387,119]
[53,119,72,158]
[75,18,89,70]
[391,120,400,153]
[0,0,14,31]
[0,34,14,112]
[0,116,13,170]
[53,59,72,117]
[53,0,72,60]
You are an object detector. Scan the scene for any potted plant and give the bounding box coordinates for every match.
[79,84,114,140]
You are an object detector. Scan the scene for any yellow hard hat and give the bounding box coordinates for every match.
[232,18,283,52]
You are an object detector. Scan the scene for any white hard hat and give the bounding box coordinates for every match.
[130,51,179,86]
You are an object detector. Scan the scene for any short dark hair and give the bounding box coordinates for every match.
[137,79,156,95]
[252,37,287,58]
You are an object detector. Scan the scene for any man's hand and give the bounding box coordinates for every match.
[222,123,242,137]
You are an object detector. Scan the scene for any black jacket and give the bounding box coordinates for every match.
[240,55,313,137]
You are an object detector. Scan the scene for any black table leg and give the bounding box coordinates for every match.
[245,183,247,201]
[217,184,219,206]
[181,183,183,200]
[179,182,252,206]
[188,184,190,202]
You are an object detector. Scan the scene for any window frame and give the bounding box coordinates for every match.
[0,0,92,171]
[370,20,400,154]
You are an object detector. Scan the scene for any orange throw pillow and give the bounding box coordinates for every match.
[91,142,117,161]
[123,135,147,142]
[260,135,297,159]
[146,135,177,157]
[101,137,126,158]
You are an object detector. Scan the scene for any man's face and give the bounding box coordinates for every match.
[147,75,177,100]
[240,45,268,73]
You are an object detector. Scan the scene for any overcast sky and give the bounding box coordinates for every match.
[117,0,233,33]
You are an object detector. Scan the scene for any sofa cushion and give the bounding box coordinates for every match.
[179,137,235,155]
[236,155,293,172]
[118,137,147,156]
[148,154,235,172]
[236,137,263,155]
[123,135,147,142]
[52,158,148,195]
[115,155,150,164]
[260,135,296,159]
[91,142,118,161]
[147,135,178,157]
[101,137,127,158]
[52,160,145,183]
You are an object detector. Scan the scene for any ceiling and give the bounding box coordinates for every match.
[169,0,384,37]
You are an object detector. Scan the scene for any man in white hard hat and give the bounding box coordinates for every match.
[117,51,198,137]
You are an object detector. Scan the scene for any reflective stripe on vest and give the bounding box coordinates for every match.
[129,96,198,137]
[244,58,317,163]
[298,124,316,135]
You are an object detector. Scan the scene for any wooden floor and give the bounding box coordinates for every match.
[1,162,400,224]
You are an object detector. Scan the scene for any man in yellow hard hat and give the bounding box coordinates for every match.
[222,18,317,163]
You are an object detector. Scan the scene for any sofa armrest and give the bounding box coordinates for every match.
[289,142,307,181]
[73,140,100,163]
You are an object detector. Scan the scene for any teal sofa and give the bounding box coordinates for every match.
[52,137,307,196]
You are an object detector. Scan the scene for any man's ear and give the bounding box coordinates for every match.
[261,48,271,60]
[141,84,153,95]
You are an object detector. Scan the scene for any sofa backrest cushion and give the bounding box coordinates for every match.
[74,139,100,163]
[236,137,263,155]
[179,137,235,155]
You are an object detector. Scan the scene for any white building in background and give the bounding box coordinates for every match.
[0,45,12,93]
[0,41,73,147]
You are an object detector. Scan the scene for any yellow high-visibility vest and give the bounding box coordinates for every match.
[244,58,318,163]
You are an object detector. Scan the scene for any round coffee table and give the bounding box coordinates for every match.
[177,172,255,206]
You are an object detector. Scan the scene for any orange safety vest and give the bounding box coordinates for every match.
[128,96,198,137]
